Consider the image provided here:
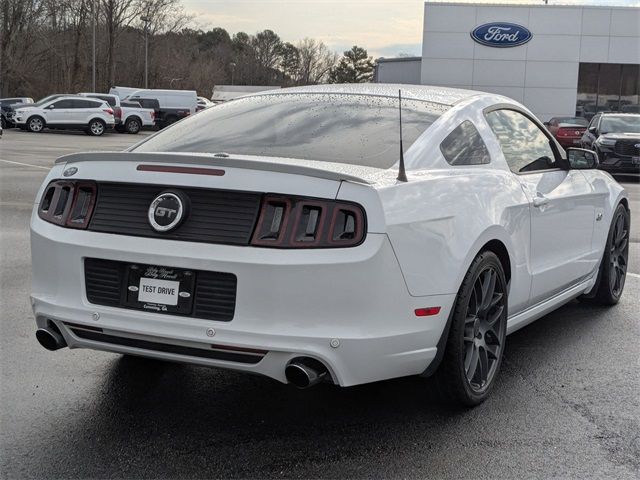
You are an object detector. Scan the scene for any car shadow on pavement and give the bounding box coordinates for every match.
[7,297,637,478]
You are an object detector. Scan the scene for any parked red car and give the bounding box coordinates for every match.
[544,117,589,148]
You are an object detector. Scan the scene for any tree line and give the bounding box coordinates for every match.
[0,0,375,99]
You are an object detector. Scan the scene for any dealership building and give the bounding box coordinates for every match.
[375,2,640,121]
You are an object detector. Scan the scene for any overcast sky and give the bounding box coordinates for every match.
[182,0,640,58]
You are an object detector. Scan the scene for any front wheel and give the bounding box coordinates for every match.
[581,204,630,305]
[27,116,45,133]
[87,118,106,136]
[435,251,508,406]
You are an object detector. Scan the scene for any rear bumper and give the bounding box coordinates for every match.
[31,213,454,386]
[556,138,582,148]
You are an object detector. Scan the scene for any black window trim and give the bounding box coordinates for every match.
[483,104,567,175]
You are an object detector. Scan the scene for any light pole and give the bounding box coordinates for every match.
[92,2,96,91]
[230,62,236,85]
[141,16,151,88]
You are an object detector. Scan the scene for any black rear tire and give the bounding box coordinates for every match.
[434,251,508,407]
[125,117,141,134]
[580,204,630,305]
[87,118,106,136]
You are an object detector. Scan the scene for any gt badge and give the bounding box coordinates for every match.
[148,191,189,232]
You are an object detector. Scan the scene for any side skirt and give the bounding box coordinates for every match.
[506,275,596,335]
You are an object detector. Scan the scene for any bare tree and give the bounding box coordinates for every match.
[100,0,140,88]
[296,38,338,85]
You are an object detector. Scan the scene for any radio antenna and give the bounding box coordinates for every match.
[397,89,408,182]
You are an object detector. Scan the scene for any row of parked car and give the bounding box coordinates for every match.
[0,88,214,136]
[544,112,640,174]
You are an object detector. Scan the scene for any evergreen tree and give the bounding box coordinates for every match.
[328,45,374,83]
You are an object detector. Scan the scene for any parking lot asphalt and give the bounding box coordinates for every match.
[1,129,639,479]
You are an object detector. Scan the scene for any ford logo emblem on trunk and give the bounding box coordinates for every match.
[471,22,532,48]
[148,191,189,232]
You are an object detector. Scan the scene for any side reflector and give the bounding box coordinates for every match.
[415,307,441,317]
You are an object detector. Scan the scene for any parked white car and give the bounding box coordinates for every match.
[79,93,155,134]
[117,100,155,133]
[30,84,629,406]
[14,96,114,136]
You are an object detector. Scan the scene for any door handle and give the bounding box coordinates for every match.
[532,194,549,208]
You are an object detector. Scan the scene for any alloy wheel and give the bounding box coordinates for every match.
[609,211,629,297]
[463,267,506,393]
[127,120,140,133]
[30,118,43,132]
[90,121,104,135]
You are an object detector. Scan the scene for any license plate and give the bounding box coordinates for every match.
[633,157,640,165]
[138,277,179,305]
[124,264,195,314]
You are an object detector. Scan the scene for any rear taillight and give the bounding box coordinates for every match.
[557,127,584,137]
[38,180,97,229]
[104,108,114,116]
[114,106,122,119]
[251,195,366,248]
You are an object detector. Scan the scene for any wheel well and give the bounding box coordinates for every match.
[28,114,45,124]
[620,198,629,211]
[481,239,511,285]
[89,117,105,125]
[126,115,141,123]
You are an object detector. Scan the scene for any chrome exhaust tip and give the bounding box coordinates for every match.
[36,327,67,351]
[285,358,328,388]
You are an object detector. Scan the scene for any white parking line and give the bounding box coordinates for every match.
[628,272,640,279]
[0,158,50,170]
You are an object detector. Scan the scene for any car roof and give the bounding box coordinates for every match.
[48,96,106,103]
[599,112,639,117]
[252,83,483,107]
[80,92,117,97]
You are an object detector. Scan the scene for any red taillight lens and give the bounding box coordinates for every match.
[251,195,366,248]
[104,108,114,115]
[557,127,584,137]
[38,180,97,229]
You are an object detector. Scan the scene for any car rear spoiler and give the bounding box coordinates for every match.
[55,151,374,184]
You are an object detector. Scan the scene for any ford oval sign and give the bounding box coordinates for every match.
[471,22,532,48]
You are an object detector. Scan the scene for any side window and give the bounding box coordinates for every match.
[440,120,491,165]
[52,100,73,108]
[485,109,557,174]
[72,99,101,109]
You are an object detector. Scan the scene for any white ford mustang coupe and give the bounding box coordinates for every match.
[31,84,629,405]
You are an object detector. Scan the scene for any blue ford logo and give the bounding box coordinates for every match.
[471,22,532,48]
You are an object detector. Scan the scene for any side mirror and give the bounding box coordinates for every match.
[566,148,599,169]
[47,104,55,109]
[588,126,597,134]
[543,121,550,127]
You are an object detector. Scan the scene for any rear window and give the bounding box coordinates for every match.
[133,93,450,168]
[556,117,588,126]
